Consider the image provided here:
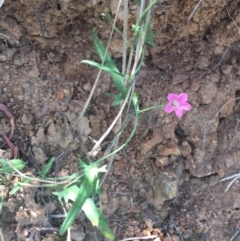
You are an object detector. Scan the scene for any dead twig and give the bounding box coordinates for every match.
[119,235,159,241]
[188,0,204,22]
[229,229,240,241]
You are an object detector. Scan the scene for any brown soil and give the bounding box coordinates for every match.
[1,0,240,241]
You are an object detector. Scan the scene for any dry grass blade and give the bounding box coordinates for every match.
[119,235,159,241]
[188,0,204,22]
[229,229,240,241]
[219,173,240,192]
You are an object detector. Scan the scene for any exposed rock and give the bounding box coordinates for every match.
[190,78,201,92]
[158,141,181,156]
[200,81,217,104]
[141,131,163,156]
[150,170,179,207]
[189,148,213,177]
[180,141,192,157]
[155,156,169,168]
[71,229,85,241]
[172,70,190,85]
[221,65,233,75]
[195,56,210,70]
[210,73,220,83]
[0,48,17,63]
[21,113,34,124]
[106,197,120,217]
[89,115,101,137]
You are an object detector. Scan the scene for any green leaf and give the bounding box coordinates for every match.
[81,60,124,78]
[0,159,25,174]
[59,163,99,235]
[10,178,29,195]
[37,157,55,178]
[82,198,114,241]
[107,93,124,106]
[92,29,127,98]
[53,185,80,203]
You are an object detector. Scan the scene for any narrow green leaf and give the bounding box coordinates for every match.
[107,93,123,106]
[0,159,25,173]
[10,178,29,195]
[81,60,124,78]
[82,198,114,241]
[53,185,80,203]
[92,29,127,98]
[37,157,55,178]
[59,164,99,235]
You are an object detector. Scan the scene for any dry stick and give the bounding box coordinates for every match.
[0,32,10,39]
[88,83,133,157]
[100,0,130,186]
[226,6,240,38]
[169,214,184,241]
[119,235,159,241]
[188,0,204,22]
[122,0,129,75]
[229,229,240,241]
[29,0,45,36]
[76,0,123,123]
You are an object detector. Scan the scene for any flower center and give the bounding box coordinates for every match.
[171,100,179,108]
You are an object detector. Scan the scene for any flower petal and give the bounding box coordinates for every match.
[174,108,184,118]
[182,102,192,111]
[167,93,178,102]
[164,103,174,113]
[177,93,188,102]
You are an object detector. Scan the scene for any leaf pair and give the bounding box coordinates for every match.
[81,29,127,106]
[54,161,114,240]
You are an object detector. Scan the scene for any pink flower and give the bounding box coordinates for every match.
[164,93,191,118]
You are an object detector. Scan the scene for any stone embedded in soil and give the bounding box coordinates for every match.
[21,113,34,124]
[141,131,163,156]
[190,78,201,92]
[180,141,192,157]
[148,170,179,208]
[155,156,169,168]
[200,81,217,104]
[0,49,17,63]
[172,69,190,85]
[195,56,210,70]
[221,65,233,75]
[157,141,181,156]
[106,197,120,217]
[70,227,85,241]
[210,73,220,83]
[89,115,101,137]
[188,148,213,177]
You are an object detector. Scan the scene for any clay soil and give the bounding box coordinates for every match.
[1,0,240,241]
